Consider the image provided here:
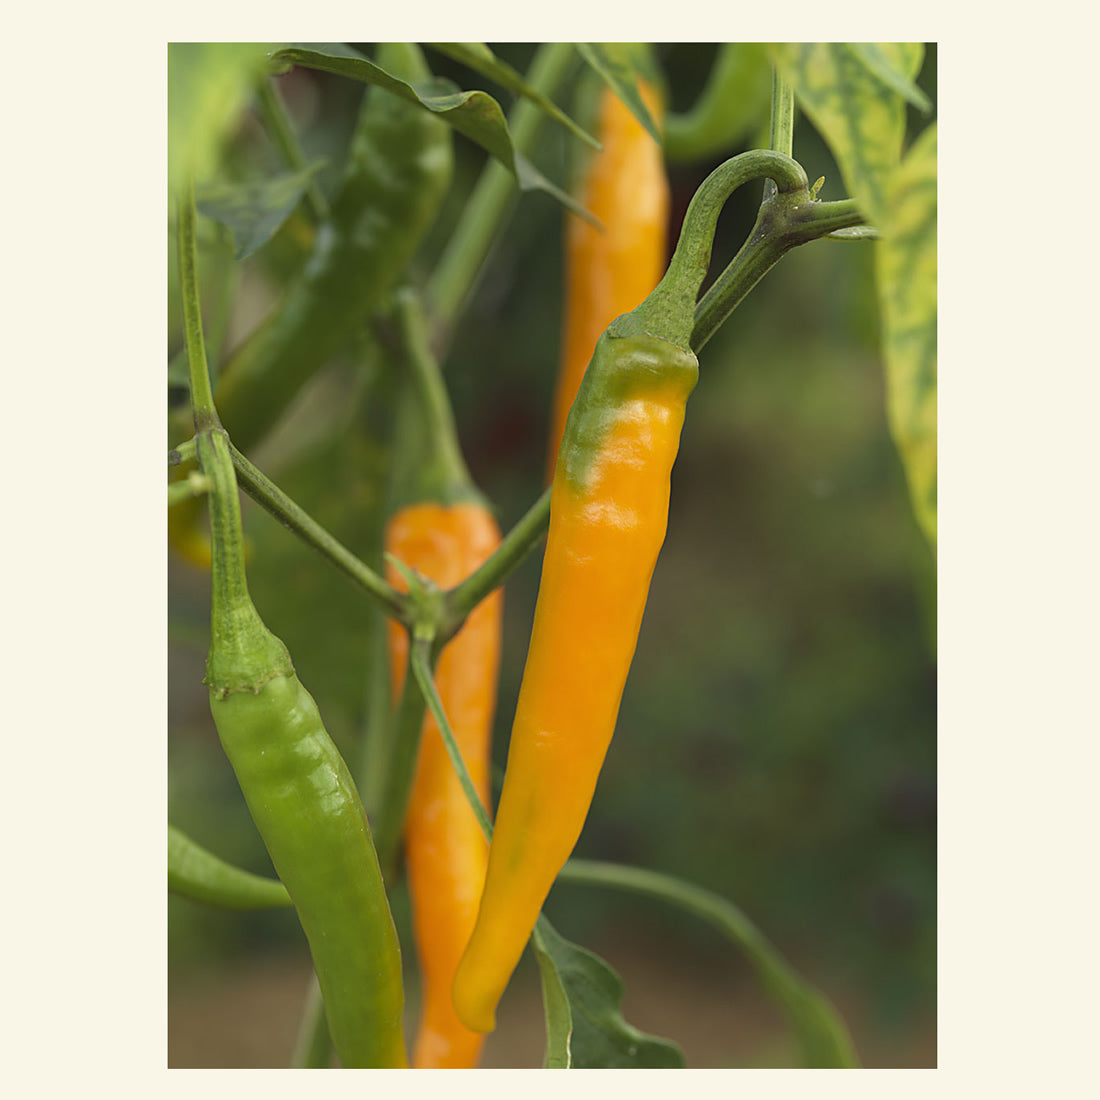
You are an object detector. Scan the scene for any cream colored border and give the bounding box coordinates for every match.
[11,4,1094,1097]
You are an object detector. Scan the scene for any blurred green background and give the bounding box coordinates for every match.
[168,43,936,1067]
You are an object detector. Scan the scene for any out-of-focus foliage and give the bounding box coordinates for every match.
[876,123,938,547]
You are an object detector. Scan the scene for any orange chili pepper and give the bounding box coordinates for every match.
[547,79,668,479]
[380,286,505,1067]
[453,148,811,1035]
[453,330,696,1036]
[386,502,502,1068]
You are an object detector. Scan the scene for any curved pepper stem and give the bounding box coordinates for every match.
[622,149,809,349]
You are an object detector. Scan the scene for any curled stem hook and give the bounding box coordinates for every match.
[623,149,809,349]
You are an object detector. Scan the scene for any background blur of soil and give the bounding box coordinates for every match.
[168,930,935,1068]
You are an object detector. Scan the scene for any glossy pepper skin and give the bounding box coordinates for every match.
[209,42,453,457]
[452,146,811,1035]
[453,326,698,1034]
[385,502,502,1068]
[198,428,408,1068]
[548,79,668,476]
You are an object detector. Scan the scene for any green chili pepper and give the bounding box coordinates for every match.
[168,823,292,910]
[212,42,453,456]
[197,423,408,1068]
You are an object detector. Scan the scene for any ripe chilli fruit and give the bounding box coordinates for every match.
[386,502,502,1068]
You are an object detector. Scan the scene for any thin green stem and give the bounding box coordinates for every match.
[691,196,864,351]
[791,198,863,236]
[168,221,239,454]
[399,290,466,475]
[692,228,782,350]
[167,471,211,509]
[556,859,860,1067]
[228,443,406,620]
[409,644,493,840]
[761,68,795,205]
[442,487,551,637]
[373,639,432,878]
[628,150,809,348]
[426,42,577,339]
[177,182,218,432]
[180,198,260,664]
[388,288,475,503]
[169,438,197,466]
[558,860,777,966]
[257,78,330,223]
[769,66,794,158]
[198,427,284,690]
[291,976,332,1068]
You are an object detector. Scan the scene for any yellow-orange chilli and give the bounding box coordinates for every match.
[453,329,698,1035]
[385,501,503,1068]
[547,80,668,478]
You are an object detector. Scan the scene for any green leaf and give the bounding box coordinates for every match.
[427,43,598,150]
[576,43,661,144]
[558,860,860,1068]
[196,162,326,260]
[827,225,880,241]
[534,919,574,1068]
[532,915,685,1069]
[770,42,923,228]
[168,43,272,198]
[875,123,937,549]
[270,44,598,226]
[844,43,932,113]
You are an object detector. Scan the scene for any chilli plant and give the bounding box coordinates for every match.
[168,42,936,1069]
